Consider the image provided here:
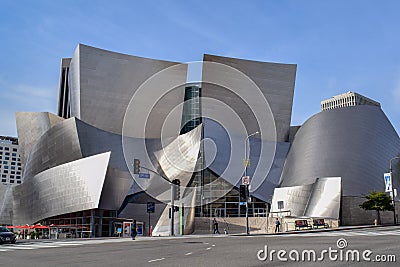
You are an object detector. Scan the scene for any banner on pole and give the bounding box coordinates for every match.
[384,173,392,192]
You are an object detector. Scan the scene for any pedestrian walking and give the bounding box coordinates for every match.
[131,220,137,240]
[275,218,281,233]
[213,218,220,234]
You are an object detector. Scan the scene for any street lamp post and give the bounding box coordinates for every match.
[244,131,259,235]
[390,156,400,225]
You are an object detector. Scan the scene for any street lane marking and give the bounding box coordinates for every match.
[148,258,165,263]
[212,244,215,247]
[18,244,60,248]
[206,247,212,250]
[4,246,34,250]
[0,249,10,251]
[185,252,193,255]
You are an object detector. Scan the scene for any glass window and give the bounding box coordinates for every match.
[12,153,16,157]
[11,171,15,174]
[0,151,2,154]
[0,156,2,159]
[4,147,9,151]
[17,163,21,166]
[11,166,15,170]
[10,180,14,183]
[2,161,6,164]
[12,148,17,152]
[18,167,21,170]
[12,158,16,161]
[1,179,6,183]
[11,162,15,165]
[5,157,9,160]
[17,181,21,184]
[1,174,6,178]
[5,152,9,156]
[0,147,2,150]
[17,171,20,175]
[10,175,14,179]
[16,176,21,179]
[4,166,8,169]
[4,170,8,174]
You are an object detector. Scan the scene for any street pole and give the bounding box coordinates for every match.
[245,131,259,235]
[171,182,175,236]
[148,212,151,237]
[134,164,175,236]
[390,156,400,225]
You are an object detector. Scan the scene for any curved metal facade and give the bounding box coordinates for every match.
[68,44,187,135]
[279,105,400,196]
[16,112,64,168]
[201,55,296,197]
[13,153,110,225]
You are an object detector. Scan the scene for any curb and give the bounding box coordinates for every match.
[231,224,399,237]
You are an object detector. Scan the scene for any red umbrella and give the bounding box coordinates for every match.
[31,225,50,229]
[15,225,31,229]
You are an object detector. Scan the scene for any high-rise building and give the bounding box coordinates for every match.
[0,136,22,184]
[321,91,380,111]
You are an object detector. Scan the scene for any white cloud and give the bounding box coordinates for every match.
[0,80,58,136]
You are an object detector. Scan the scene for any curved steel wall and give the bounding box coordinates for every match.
[13,152,110,225]
[16,112,64,168]
[280,105,400,196]
[201,54,296,197]
[68,44,187,135]
[22,117,82,181]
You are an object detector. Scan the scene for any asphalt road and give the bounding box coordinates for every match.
[1,226,400,267]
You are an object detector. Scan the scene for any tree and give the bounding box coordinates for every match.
[359,191,394,225]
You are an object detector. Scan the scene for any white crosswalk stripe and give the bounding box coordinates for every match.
[283,229,400,237]
[0,238,133,252]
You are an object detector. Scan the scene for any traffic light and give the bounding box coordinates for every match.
[133,159,140,174]
[172,179,181,200]
[240,185,249,202]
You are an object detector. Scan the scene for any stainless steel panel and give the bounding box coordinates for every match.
[69,44,187,136]
[280,105,400,196]
[12,152,110,225]
[16,112,64,168]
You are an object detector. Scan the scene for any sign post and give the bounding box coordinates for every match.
[147,202,155,236]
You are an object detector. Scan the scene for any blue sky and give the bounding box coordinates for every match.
[1,0,399,136]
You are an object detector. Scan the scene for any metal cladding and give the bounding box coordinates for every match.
[279,105,400,197]
[16,112,64,168]
[68,44,187,135]
[0,184,15,224]
[202,54,296,142]
[13,152,110,225]
[270,177,342,219]
[201,54,296,195]
[22,117,82,181]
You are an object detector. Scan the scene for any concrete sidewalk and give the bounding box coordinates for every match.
[233,224,400,236]
[11,224,400,244]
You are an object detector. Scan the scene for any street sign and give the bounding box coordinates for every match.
[242,176,250,185]
[139,173,150,179]
[147,202,155,213]
[384,173,392,192]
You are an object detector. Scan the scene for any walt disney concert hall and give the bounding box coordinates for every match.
[1,44,399,236]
